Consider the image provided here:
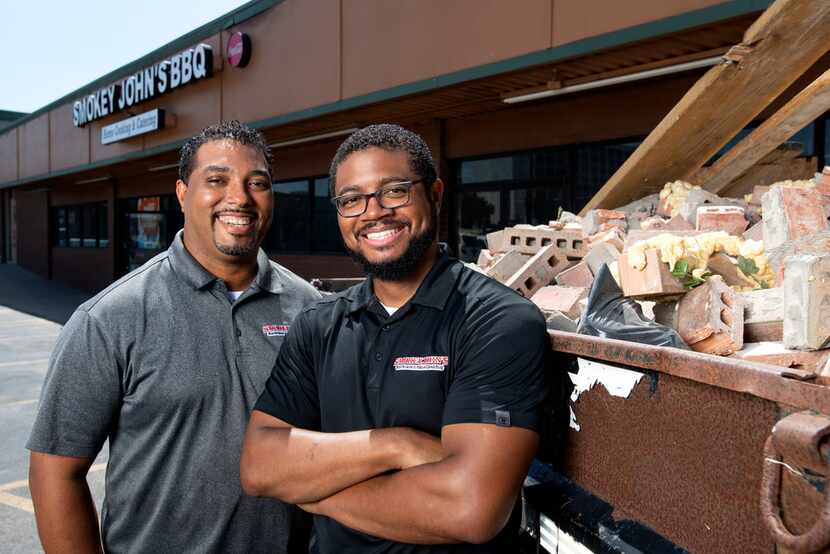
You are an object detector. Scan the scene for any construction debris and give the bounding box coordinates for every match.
[470,172,830,372]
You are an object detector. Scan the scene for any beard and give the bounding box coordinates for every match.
[214,239,258,256]
[347,208,438,281]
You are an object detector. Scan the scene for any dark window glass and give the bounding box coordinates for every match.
[67,207,81,247]
[457,190,500,262]
[98,203,109,248]
[573,142,639,211]
[82,204,97,247]
[54,208,67,246]
[460,154,531,184]
[508,186,567,228]
[311,177,342,252]
[786,123,815,157]
[272,180,310,252]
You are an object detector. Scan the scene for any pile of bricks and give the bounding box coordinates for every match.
[473,172,830,376]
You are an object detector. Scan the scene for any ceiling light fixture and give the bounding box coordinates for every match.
[269,128,359,149]
[74,175,112,185]
[148,162,179,172]
[502,56,723,104]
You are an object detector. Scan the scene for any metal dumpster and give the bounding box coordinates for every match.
[524,330,830,553]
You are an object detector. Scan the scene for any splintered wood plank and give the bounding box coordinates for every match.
[696,67,830,194]
[580,0,830,213]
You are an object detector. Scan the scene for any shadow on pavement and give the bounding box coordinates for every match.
[0,265,92,325]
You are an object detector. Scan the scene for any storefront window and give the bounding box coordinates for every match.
[52,202,108,248]
[119,194,181,274]
[311,177,341,252]
[268,177,343,254]
[454,140,641,262]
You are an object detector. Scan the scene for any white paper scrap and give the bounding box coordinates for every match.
[568,358,645,432]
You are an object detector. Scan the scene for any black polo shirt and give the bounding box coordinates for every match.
[255,248,548,553]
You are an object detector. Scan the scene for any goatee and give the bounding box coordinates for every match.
[347,212,438,281]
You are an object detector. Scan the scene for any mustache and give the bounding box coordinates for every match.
[356,218,407,235]
[212,208,258,218]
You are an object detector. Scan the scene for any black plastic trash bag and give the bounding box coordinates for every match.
[577,264,689,349]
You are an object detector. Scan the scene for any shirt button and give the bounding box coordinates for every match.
[236,328,242,337]
[382,325,391,331]
[374,352,383,361]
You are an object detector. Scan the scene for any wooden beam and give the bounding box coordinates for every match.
[580,0,830,214]
[696,67,830,194]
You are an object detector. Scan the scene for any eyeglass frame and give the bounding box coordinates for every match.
[330,179,425,217]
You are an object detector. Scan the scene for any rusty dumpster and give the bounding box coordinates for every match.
[523,330,830,554]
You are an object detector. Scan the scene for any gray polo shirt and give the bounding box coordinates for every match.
[27,231,321,553]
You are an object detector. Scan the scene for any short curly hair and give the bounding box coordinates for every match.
[178,120,272,182]
[329,124,437,196]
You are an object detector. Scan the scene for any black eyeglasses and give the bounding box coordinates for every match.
[330,179,424,217]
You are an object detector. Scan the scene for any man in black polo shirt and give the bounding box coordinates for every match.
[28,121,320,553]
[242,124,547,552]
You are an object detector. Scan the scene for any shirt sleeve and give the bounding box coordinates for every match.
[443,298,548,432]
[254,308,321,430]
[27,309,122,458]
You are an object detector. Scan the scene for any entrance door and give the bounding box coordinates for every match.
[118,195,183,276]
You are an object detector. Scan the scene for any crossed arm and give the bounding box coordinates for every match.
[240,412,538,544]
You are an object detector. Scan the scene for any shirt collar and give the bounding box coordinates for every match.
[344,244,459,315]
[168,230,283,294]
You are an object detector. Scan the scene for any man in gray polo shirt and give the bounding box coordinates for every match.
[27,120,321,553]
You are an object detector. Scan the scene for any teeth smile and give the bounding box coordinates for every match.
[366,229,400,240]
[218,214,253,226]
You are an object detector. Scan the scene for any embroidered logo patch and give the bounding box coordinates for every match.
[262,324,289,337]
[393,356,449,372]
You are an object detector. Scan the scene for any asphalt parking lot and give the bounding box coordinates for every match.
[0,265,105,553]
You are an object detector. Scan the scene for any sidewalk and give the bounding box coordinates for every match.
[0,265,92,325]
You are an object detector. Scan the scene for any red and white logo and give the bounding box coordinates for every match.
[262,324,289,337]
[227,32,252,68]
[393,355,449,372]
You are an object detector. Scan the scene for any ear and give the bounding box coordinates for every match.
[430,178,445,212]
[175,179,188,212]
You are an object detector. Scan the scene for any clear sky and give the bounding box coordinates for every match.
[0,0,250,114]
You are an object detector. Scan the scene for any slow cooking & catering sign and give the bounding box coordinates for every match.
[72,44,213,127]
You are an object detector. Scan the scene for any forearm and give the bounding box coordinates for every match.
[241,425,411,504]
[30,473,102,553]
[306,456,515,545]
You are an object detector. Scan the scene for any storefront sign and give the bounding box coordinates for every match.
[74,44,212,127]
[227,32,252,68]
[101,109,166,144]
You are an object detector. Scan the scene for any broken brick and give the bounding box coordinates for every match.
[706,253,756,288]
[476,249,494,270]
[485,249,529,283]
[584,242,620,276]
[588,228,625,253]
[783,254,830,350]
[640,216,669,230]
[742,221,763,242]
[762,186,829,250]
[676,275,744,355]
[504,244,570,298]
[816,166,830,196]
[740,287,783,343]
[731,342,830,373]
[618,249,686,299]
[749,185,770,206]
[530,285,588,320]
[695,206,748,235]
[555,261,594,288]
[582,209,627,236]
[486,230,508,254]
[504,226,587,259]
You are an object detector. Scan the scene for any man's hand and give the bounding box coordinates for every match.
[241,410,443,504]
[29,451,102,554]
